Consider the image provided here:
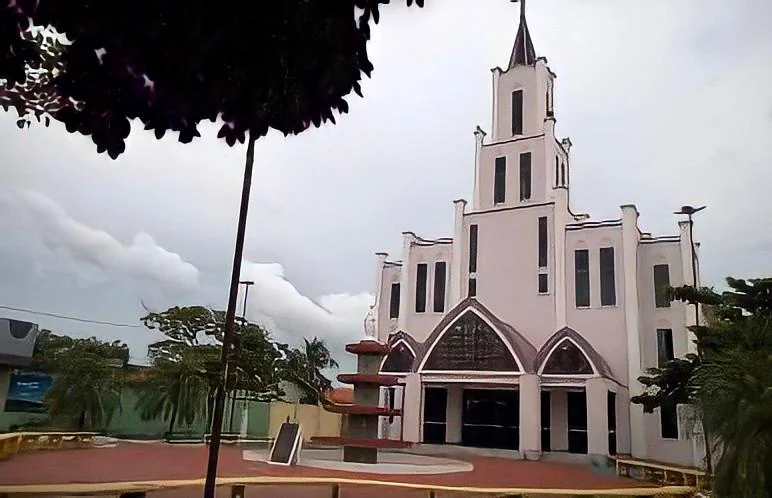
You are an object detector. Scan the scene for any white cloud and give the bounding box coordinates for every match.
[239,261,372,355]
[0,188,200,296]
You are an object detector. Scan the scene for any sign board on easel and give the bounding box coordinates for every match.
[268,422,302,466]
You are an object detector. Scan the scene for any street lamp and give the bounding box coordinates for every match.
[239,280,255,321]
[674,205,706,326]
[227,280,255,433]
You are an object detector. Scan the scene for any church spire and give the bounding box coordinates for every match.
[508,0,536,68]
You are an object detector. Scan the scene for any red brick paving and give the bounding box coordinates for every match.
[0,443,651,494]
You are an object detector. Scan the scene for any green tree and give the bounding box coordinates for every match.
[140,307,286,432]
[280,337,339,405]
[134,345,216,434]
[633,277,772,496]
[33,333,128,431]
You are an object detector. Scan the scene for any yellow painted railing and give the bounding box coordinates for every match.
[616,457,708,490]
[0,431,97,461]
[0,476,696,497]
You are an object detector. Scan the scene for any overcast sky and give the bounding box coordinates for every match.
[1,0,771,371]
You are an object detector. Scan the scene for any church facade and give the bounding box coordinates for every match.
[370,4,705,468]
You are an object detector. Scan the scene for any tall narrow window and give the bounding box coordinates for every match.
[433,262,447,313]
[519,152,532,201]
[575,249,590,307]
[608,392,617,456]
[512,90,523,135]
[547,88,554,117]
[538,217,548,268]
[653,264,671,308]
[415,263,427,313]
[599,247,616,306]
[560,162,566,186]
[468,278,477,297]
[389,283,400,319]
[660,403,679,439]
[494,156,506,204]
[469,224,478,273]
[555,157,560,186]
[657,328,674,367]
[538,273,548,294]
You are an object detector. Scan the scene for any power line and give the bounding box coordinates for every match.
[0,305,143,328]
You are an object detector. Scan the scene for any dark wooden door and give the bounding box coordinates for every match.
[461,389,519,450]
[567,391,588,454]
[423,387,447,444]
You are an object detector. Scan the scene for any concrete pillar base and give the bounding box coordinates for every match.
[523,450,542,461]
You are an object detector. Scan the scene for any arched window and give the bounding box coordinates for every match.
[381,342,415,373]
[542,338,594,375]
[422,311,519,371]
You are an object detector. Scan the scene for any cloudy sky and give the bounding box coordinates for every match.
[1,0,771,371]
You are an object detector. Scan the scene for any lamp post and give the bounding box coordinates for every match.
[674,204,712,474]
[228,280,255,433]
[239,280,254,322]
[674,205,706,326]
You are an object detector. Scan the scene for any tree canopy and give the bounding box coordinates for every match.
[633,277,772,496]
[1,0,425,158]
[28,331,128,431]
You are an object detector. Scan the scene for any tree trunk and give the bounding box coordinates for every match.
[204,131,257,498]
[78,410,86,431]
[168,403,178,435]
[228,390,237,433]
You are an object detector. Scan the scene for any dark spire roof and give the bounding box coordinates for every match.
[508,0,536,68]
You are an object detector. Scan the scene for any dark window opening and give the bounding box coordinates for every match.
[608,391,617,455]
[653,264,671,308]
[389,283,400,319]
[546,90,553,117]
[468,278,477,297]
[382,342,415,373]
[387,387,396,424]
[542,339,594,375]
[462,389,519,449]
[538,216,548,268]
[494,156,506,204]
[657,328,674,367]
[433,261,447,313]
[469,224,478,273]
[555,157,559,186]
[575,249,590,307]
[423,311,519,372]
[599,247,616,306]
[415,263,428,313]
[519,152,532,201]
[541,391,551,451]
[512,90,523,135]
[567,391,588,454]
[560,162,566,186]
[538,273,548,294]
[423,387,447,444]
[660,403,679,439]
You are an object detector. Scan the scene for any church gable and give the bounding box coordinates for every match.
[381,341,415,373]
[421,310,520,372]
[540,338,595,375]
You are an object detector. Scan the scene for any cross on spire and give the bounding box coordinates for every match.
[508,0,536,68]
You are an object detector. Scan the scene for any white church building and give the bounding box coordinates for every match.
[370,3,705,468]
